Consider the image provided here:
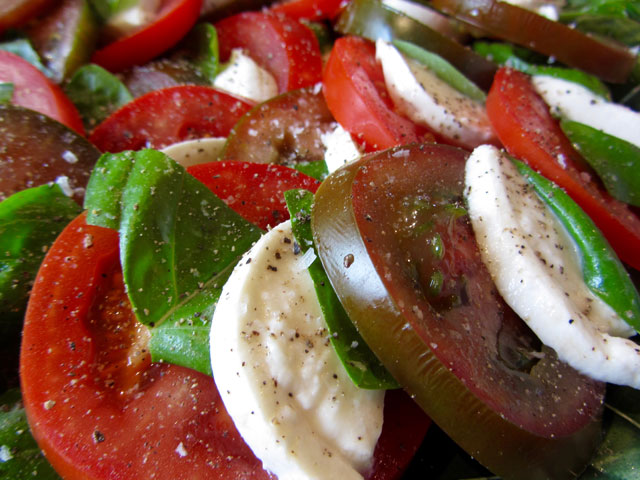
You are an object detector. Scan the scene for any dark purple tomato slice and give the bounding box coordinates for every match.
[311,142,605,479]
[0,104,101,203]
[221,86,335,168]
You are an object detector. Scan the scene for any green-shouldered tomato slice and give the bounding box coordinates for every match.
[312,142,605,479]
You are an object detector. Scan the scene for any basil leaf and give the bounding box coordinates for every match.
[64,64,133,131]
[285,188,399,390]
[0,184,81,329]
[0,83,13,103]
[0,389,62,479]
[294,160,329,181]
[149,263,235,376]
[473,41,611,98]
[394,39,486,103]
[173,23,220,83]
[560,119,640,207]
[84,149,263,327]
[567,14,640,46]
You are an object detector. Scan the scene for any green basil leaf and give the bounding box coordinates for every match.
[84,149,263,327]
[568,14,640,46]
[0,389,62,479]
[0,184,81,328]
[560,119,640,207]
[513,159,640,334]
[473,41,611,99]
[285,188,399,390]
[294,160,329,181]
[149,262,235,376]
[64,64,133,131]
[173,23,220,83]
[394,39,486,103]
[0,83,13,103]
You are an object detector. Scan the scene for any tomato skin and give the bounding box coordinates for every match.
[187,161,320,230]
[486,67,640,271]
[91,0,202,72]
[89,85,254,152]
[215,11,323,93]
[20,212,272,480]
[322,36,430,152]
[0,50,85,135]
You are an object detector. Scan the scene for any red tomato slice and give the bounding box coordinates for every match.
[215,11,323,93]
[91,0,202,72]
[21,162,429,478]
[270,0,347,21]
[322,36,431,152]
[486,67,640,271]
[187,161,321,230]
[0,50,85,135]
[89,85,254,152]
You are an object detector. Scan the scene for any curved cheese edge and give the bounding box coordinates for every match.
[532,75,640,149]
[161,137,226,168]
[375,39,496,149]
[210,220,384,480]
[213,48,279,104]
[464,144,640,388]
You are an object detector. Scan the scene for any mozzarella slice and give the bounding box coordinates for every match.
[321,124,362,173]
[210,221,384,480]
[375,39,496,149]
[532,75,640,149]
[465,145,640,388]
[161,137,226,167]
[214,48,279,103]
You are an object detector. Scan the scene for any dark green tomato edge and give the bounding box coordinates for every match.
[512,158,640,334]
[311,145,603,480]
[284,188,399,389]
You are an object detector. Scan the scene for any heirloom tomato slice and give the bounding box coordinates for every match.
[486,67,640,271]
[322,36,430,152]
[21,163,428,479]
[215,11,322,93]
[312,143,605,479]
[89,85,254,152]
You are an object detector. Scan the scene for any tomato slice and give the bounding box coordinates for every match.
[0,0,53,33]
[431,0,636,83]
[187,161,320,230]
[89,85,254,152]
[0,104,100,202]
[312,143,604,479]
[322,36,430,152]
[0,50,85,135]
[214,10,323,93]
[269,0,347,21]
[91,0,202,72]
[221,86,336,168]
[21,163,429,478]
[486,67,640,271]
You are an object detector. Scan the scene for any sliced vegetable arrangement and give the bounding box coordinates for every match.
[1,0,640,479]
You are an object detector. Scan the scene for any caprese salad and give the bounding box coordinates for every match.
[1,0,639,479]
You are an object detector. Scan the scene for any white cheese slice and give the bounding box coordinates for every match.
[214,48,279,104]
[210,221,384,480]
[532,75,640,149]
[321,124,362,173]
[375,39,495,149]
[465,144,640,388]
[161,137,226,168]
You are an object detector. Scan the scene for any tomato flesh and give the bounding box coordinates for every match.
[312,143,604,479]
[322,36,430,152]
[486,67,640,271]
[89,85,254,152]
